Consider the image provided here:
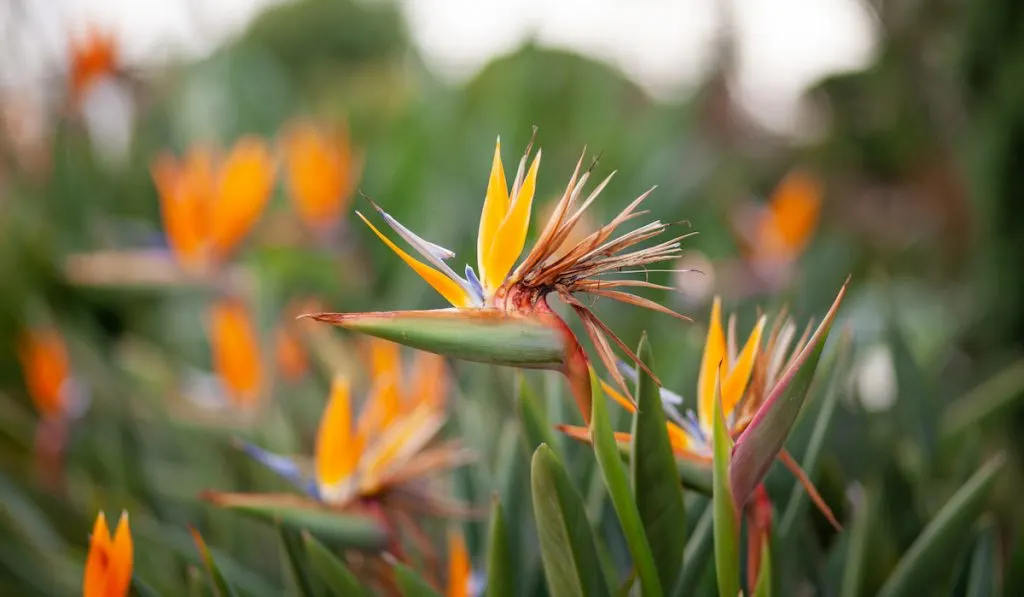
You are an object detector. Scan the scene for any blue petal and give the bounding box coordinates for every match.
[372,203,484,306]
[464,265,486,303]
[615,359,686,405]
[237,442,317,496]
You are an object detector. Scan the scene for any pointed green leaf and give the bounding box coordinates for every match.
[839,486,874,597]
[942,358,1024,439]
[779,335,851,541]
[877,453,1006,597]
[752,540,773,597]
[486,496,514,597]
[304,531,370,597]
[965,518,998,597]
[560,429,712,492]
[731,281,847,507]
[674,504,713,597]
[279,525,317,597]
[518,373,558,453]
[589,367,664,597]
[309,308,567,368]
[629,335,686,592]
[712,369,740,597]
[200,492,389,550]
[190,528,239,597]
[531,444,611,597]
[393,559,444,597]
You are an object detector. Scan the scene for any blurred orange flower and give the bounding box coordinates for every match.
[83,511,133,597]
[750,170,822,265]
[446,529,469,597]
[151,138,276,273]
[207,298,263,409]
[17,327,71,419]
[280,119,361,230]
[274,325,309,382]
[68,27,117,102]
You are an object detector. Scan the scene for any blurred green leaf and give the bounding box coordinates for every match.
[779,335,850,541]
[518,374,558,453]
[303,531,369,597]
[393,559,443,597]
[531,443,611,597]
[731,282,846,506]
[753,540,773,597]
[942,358,1024,439]
[486,496,513,597]
[674,505,713,597]
[839,487,874,597]
[712,370,740,597]
[629,335,686,592]
[278,525,317,597]
[876,453,1006,597]
[965,518,998,597]
[201,492,389,550]
[589,367,663,597]
[190,528,239,597]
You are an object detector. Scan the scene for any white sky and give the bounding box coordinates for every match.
[2,0,877,134]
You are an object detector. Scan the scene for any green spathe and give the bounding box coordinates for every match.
[307,308,568,368]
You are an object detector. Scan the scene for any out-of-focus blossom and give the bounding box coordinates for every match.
[559,290,845,526]
[447,529,469,597]
[151,138,276,274]
[83,511,132,597]
[280,119,361,231]
[310,132,691,423]
[207,298,263,410]
[68,27,118,104]
[274,324,309,382]
[730,170,823,290]
[209,341,467,511]
[17,327,72,420]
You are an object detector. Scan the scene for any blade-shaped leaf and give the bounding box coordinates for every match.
[589,366,664,597]
[303,531,370,597]
[486,496,513,597]
[393,559,444,597]
[712,369,740,597]
[942,358,1024,440]
[308,309,567,368]
[674,504,713,597]
[752,540,773,597]
[200,491,389,550]
[876,453,1006,597]
[629,334,686,592]
[839,486,874,597]
[279,524,318,597]
[779,335,850,541]
[531,444,611,597]
[965,518,998,597]
[190,528,239,597]
[518,374,558,453]
[731,281,847,507]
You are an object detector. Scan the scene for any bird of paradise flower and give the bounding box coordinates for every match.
[202,342,472,570]
[308,130,691,423]
[558,289,846,528]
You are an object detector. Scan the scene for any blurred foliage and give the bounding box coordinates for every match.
[2,0,1024,595]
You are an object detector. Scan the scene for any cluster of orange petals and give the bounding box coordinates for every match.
[751,170,823,265]
[151,139,276,273]
[206,298,263,409]
[68,27,117,102]
[280,120,361,230]
[17,327,71,419]
[83,511,133,597]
